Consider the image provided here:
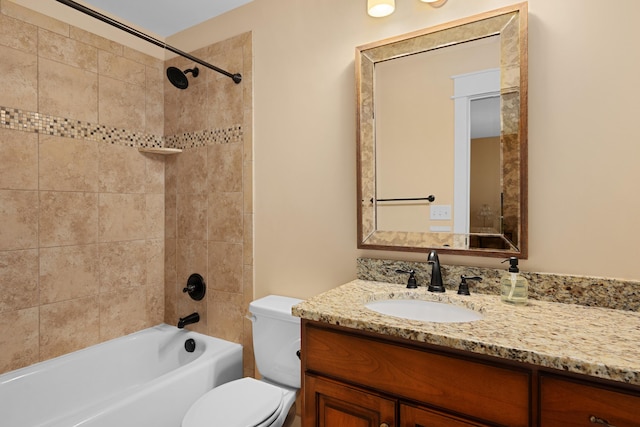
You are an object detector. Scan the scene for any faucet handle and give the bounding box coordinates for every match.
[458,275,482,296]
[396,269,418,289]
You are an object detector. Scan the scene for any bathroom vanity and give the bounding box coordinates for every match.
[294,281,640,426]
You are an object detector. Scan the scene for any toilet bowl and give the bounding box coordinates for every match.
[182,295,302,427]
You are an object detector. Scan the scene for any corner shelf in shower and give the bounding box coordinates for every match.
[138,147,182,155]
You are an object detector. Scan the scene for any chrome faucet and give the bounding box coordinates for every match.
[427,250,445,292]
[177,312,200,329]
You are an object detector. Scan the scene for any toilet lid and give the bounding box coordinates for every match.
[183,378,284,427]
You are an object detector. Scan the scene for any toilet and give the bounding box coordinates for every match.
[182,295,302,427]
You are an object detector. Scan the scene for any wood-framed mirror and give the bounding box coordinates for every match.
[356,2,528,258]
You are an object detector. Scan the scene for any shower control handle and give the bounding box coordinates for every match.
[183,273,206,301]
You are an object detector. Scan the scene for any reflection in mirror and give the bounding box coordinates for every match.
[356,3,528,258]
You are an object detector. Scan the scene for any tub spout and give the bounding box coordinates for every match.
[177,312,200,329]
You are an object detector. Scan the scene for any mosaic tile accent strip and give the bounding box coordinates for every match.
[1,106,243,150]
[165,126,243,149]
[1,106,164,148]
[357,257,640,312]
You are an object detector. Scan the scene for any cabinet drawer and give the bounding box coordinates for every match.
[540,375,640,426]
[304,374,396,427]
[304,324,530,427]
[400,403,492,427]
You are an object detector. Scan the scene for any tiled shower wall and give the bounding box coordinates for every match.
[0,1,254,376]
[0,2,165,374]
[163,33,255,378]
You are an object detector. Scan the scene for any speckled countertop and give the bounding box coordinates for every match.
[292,280,640,386]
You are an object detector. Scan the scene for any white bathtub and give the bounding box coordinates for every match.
[0,324,242,427]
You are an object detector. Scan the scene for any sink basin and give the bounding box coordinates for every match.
[365,299,483,323]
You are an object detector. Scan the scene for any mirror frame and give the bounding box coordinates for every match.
[356,2,528,258]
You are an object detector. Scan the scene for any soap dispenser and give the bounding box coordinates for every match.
[500,257,528,305]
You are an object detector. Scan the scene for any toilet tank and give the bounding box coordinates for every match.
[249,295,302,389]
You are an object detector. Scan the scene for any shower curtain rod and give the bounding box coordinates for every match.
[54,0,242,84]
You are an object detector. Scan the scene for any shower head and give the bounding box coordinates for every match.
[166,66,199,89]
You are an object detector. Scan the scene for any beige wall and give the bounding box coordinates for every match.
[169,0,640,299]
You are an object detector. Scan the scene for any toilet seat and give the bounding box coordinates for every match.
[182,378,285,427]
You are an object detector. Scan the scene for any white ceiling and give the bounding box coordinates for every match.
[82,0,253,37]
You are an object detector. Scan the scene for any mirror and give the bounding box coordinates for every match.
[356,3,528,258]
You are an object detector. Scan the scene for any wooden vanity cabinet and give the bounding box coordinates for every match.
[304,374,396,427]
[301,320,640,427]
[539,374,640,426]
[301,320,531,427]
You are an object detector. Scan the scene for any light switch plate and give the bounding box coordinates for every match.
[430,205,451,220]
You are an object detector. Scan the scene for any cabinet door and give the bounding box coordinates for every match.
[540,375,640,427]
[400,404,493,427]
[303,374,396,427]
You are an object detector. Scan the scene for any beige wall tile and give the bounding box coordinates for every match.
[98,193,146,242]
[38,57,98,123]
[209,191,242,243]
[145,87,164,136]
[98,240,147,293]
[148,236,164,326]
[38,28,97,72]
[40,296,100,360]
[164,82,208,136]
[176,193,207,240]
[165,155,178,194]
[0,307,39,373]
[0,249,38,313]
[123,46,162,68]
[146,239,164,289]
[243,213,253,266]
[243,159,253,213]
[243,264,254,306]
[0,12,37,53]
[0,0,69,36]
[39,244,99,304]
[242,316,255,378]
[146,64,164,89]
[147,289,164,326]
[98,144,146,193]
[164,238,178,323]
[0,128,37,190]
[146,193,164,239]
[98,50,145,86]
[207,78,243,130]
[39,135,98,192]
[176,239,208,289]
[208,242,243,293]
[39,191,98,247]
[208,143,242,192]
[0,44,37,111]
[0,190,38,250]
[144,153,165,193]
[165,192,177,239]
[98,75,145,132]
[177,147,207,194]
[208,290,243,344]
[69,26,122,56]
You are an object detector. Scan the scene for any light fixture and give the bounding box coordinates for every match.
[367,0,395,18]
[420,0,448,7]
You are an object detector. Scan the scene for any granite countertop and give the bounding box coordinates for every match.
[292,280,640,386]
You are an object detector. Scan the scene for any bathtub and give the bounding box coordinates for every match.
[0,324,242,427]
